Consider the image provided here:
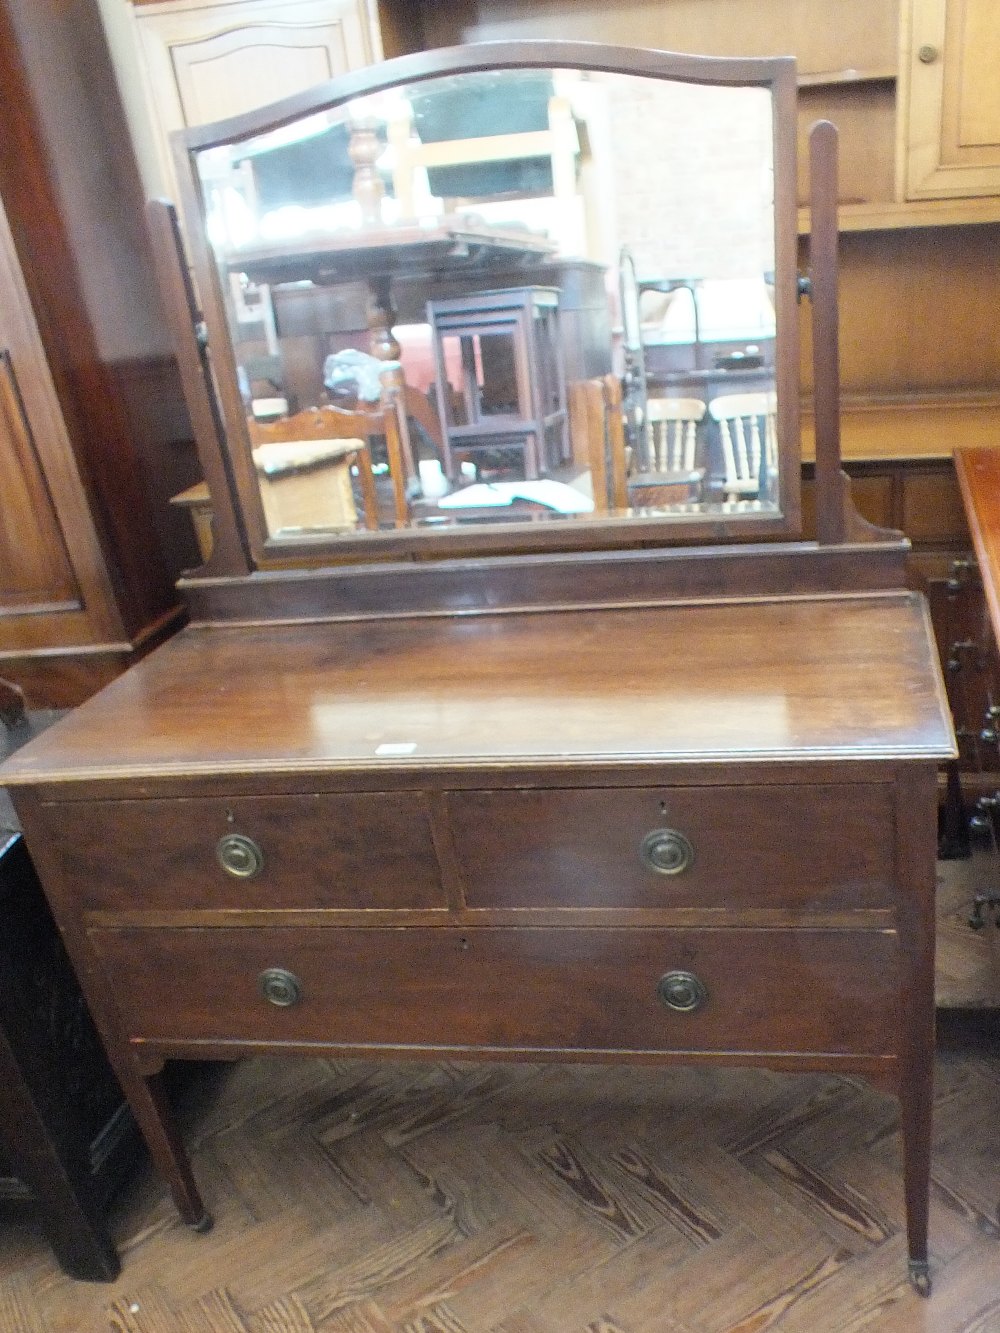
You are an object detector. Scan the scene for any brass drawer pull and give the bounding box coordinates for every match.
[258,968,302,1007]
[640,828,694,875]
[216,833,263,878]
[657,970,708,1013]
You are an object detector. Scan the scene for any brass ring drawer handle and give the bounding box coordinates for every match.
[657,970,708,1013]
[640,828,694,875]
[216,833,263,878]
[258,968,302,1007]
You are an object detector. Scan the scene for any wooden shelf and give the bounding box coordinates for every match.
[799,391,1000,463]
[798,196,1000,233]
[797,66,896,88]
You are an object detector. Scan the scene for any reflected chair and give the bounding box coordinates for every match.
[428,288,569,483]
[596,377,706,511]
[708,391,778,502]
[247,401,409,533]
[630,396,707,505]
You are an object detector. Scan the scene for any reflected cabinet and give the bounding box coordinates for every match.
[1,40,955,1293]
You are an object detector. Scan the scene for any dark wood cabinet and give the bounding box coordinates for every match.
[0,0,195,708]
[0,830,140,1281]
[801,452,1000,786]
[952,450,1000,780]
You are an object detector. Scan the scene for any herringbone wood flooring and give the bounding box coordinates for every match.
[1,860,999,1333]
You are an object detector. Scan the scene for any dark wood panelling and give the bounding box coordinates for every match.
[0,0,176,632]
[0,0,187,704]
[0,352,79,610]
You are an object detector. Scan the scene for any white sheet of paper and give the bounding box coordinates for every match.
[437,480,594,514]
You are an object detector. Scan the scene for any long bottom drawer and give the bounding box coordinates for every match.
[91,926,900,1057]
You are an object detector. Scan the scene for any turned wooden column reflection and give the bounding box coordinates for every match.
[348,117,385,227]
[367,275,401,362]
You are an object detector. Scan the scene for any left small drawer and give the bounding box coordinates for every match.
[49,793,446,911]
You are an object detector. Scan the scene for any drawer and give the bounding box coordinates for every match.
[447,786,895,910]
[54,794,444,912]
[90,925,899,1057]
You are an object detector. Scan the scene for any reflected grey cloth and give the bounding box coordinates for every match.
[323,348,400,403]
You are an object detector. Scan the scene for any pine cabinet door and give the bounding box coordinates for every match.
[133,0,381,196]
[901,0,1000,198]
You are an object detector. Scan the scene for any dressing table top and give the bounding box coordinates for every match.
[955,446,1000,649]
[1,595,954,788]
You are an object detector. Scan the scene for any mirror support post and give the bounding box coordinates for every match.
[807,120,846,546]
[146,199,252,577]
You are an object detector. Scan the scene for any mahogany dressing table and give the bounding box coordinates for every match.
[0,43,955,1292]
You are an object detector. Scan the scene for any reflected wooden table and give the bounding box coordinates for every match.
[226,218,558,365]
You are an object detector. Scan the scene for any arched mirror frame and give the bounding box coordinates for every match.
[170,41,801,572]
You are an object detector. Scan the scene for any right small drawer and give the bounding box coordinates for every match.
[447,785,895,910]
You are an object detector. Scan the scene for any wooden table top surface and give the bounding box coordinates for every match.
[0,595,955,785]
[955,446,1000,652]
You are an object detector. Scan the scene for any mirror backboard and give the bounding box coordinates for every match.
[176,43,800,562]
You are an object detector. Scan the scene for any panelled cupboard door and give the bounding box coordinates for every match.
[0,351,78,612]
[131,0,382,199]
[0,201,124,652]
[901,0,1000,198]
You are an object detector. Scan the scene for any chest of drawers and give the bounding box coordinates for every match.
[1,595,954,1288]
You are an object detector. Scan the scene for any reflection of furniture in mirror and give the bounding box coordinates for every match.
[184,65,795,553]
[641,396,706,486]
[0,43,956,1296]
[617,263,779,512]
[265,258,609,430]
[617,246,647,460]
[637,277,774,381]
[249,402,409,533]
[218,220,562,506]
[605,389,707,510]
[428,287,568,483]
[389,85,580,233]
[710,392,779,502]
[639,277,704,369]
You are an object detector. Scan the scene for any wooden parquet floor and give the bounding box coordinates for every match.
[1,857,999,1332]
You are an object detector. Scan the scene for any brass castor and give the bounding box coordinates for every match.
[908,1259,931,1297]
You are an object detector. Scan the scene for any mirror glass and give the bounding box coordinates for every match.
[194,67,778,541]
